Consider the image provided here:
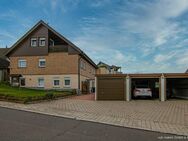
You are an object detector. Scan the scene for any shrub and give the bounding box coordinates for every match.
[72,89,77,95]
[45,92,54,99]
[0,81,10,86]
[23,97,32,104]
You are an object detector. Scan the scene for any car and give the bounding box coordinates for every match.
[133,85,152,98]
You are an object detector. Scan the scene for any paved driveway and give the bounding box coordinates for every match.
[70,94,95,100]
[0,98,187,136]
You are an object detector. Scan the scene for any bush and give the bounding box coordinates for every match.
[23,97,32,104]
[0,81,10,86]
[45,92,54,99]
[72,89,77,95]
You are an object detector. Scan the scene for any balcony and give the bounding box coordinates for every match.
[49,45,68,52]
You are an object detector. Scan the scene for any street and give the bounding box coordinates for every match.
[0,107,184,141]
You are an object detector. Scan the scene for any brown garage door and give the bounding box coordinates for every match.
[97,77,125,100]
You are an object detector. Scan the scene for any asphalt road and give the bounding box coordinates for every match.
[0,107,185,141]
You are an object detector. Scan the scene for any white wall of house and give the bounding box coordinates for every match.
[20,74,79,90]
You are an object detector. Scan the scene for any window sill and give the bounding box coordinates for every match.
[63,85,71,88]
[37,86,44,88]
[53,86,60,88]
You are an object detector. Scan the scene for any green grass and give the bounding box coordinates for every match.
[0,83,75,103]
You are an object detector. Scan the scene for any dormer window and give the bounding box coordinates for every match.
[31,38,37,47]
[39,37,46,46]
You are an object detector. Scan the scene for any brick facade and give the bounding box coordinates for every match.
[10,52,79,75]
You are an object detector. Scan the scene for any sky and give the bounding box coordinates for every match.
[0,0,188,73]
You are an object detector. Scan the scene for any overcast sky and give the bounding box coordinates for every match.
[0,0,188,73]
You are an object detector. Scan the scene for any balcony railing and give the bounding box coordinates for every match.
[49,45,68,52]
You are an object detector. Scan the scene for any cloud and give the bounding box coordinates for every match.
[89,0,110,7]
[176,49,188,65]
[1,0,188,73]
[120,0,188,47]
[174,38,188,48]
[71,0,188,73]
[154,51,177,63]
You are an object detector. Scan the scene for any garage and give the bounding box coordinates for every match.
[131,78,159,100]
[96,76,125,100]
[95,73,188,101]
[165,74,188,100]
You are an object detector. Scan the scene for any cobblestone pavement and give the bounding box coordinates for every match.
[0,98,187,136]
[70,94,95,100]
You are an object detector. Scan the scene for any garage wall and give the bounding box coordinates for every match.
[97,77,125,100]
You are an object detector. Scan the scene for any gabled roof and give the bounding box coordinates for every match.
[6,20,97,68]
[0,48,9,58]
[97,61,121,71]
[97,61,111,69]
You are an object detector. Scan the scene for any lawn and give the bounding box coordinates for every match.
[0,83,75,103]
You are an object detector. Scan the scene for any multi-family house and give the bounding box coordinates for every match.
[97,61,122,74]
[5,20,97,93]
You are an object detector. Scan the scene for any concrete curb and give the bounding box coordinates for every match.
[0,104,187,136]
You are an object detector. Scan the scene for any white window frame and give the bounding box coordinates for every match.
[64,77,71,87]
[31,38,37,47]
[39,37,46,47]
[53,79,60,87]
[39,59,46,68]
[18,59,27,68]
[38,78,44,88]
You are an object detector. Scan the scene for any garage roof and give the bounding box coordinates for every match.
[96,73,188,78]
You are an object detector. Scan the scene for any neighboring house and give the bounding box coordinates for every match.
[5,20,97,93]
[97,61,122,74]
[186,69,188,73]
[0,48,9,82]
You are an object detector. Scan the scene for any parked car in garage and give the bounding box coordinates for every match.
[133,85,152,98]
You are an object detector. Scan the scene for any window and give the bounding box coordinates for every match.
[39,37,46,46]
[80,61,84,69]
[39,59,46,67]
[89,67,92,73]
[92,69,95,75]
[18,59,27,68]
[64,77,71,87]
[53,79,60,87]
[31,38,37,47]
[38,78,44,87]
[50,39,54,46]
[80,61,86,70]
[20,78,25,86]
[83,62,86,70]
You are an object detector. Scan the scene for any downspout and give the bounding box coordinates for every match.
[78,55,81,95]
